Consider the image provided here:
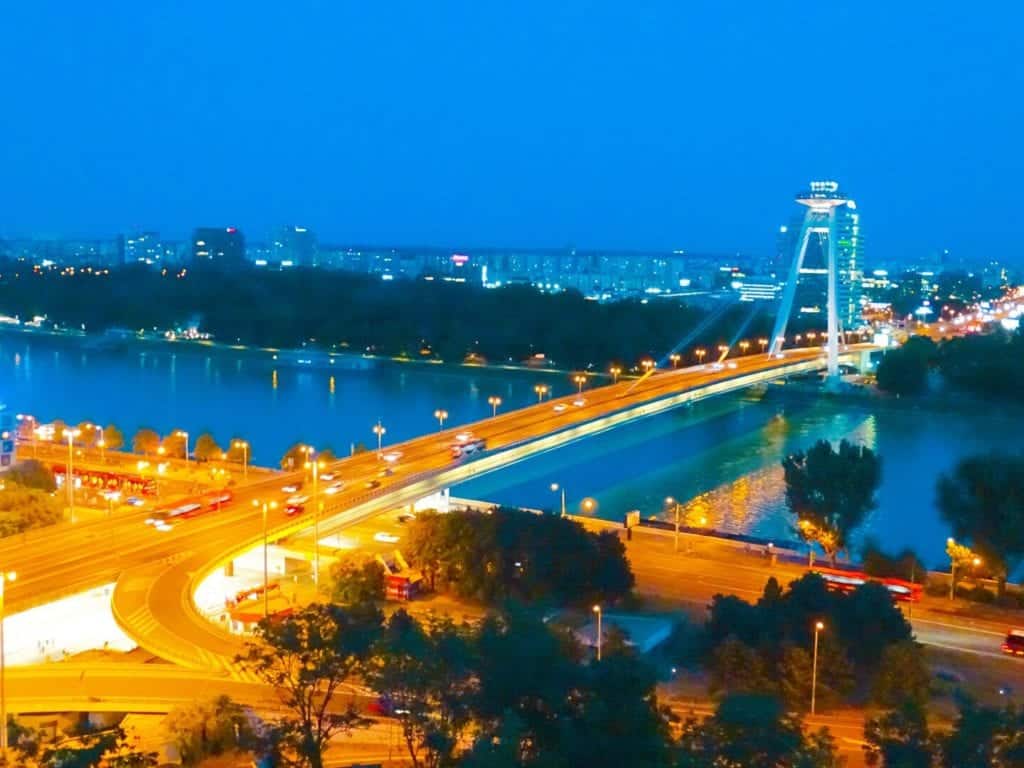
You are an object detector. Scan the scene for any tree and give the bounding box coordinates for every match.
[162,695,255,766]
[366,610,476,768]
[708,636,773,697]
[864,700,936,768]
[330,559,385,605]
[940,697,1024,768]
[161,433,187,459]
[676,693,840,768]
[778,643,854,713]
[132,428,160,455]
[102,423,125,451]
[193,432,223,462]
[35,727,158,768]
[872,641,930,708]
[0,486,63,537]
[280,443,311,471]
[317,447,337,463]
[225,437,249,463]
[6,459,56,492]
[876,337,935,396]
[237,603,381,768]
[783,439,882,564]
[937,453,1024,593]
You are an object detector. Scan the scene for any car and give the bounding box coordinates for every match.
[726,361,738,369]
[281,483,302,493]
[1001,628,1024,656]
[572,397,587,407]
[553,403,567,412]
[125,496,145,507]
[397,513,415,524]
[374,532,400,543]
[382,451,403,463]
[285,503,305,517]
[319,472,337,481]
[378,467,393,477]
[454,432,473,443]
[286,494,309,506]
[324,481,344,495]
[710,362,725,371]
[364,479,380,489]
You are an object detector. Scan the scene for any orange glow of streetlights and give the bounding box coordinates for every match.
[739,340,750,354]
[433,409,449,430]
[487,396,502,417]
[669,353,681,368]
[534,383,550,402]
[758,338,768,353]
[573,374,587,394]
[610,365,621,383]
[695,348,706,363]
[641,358,655,373]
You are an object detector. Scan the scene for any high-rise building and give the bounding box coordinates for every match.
[192,227,246,265]
[271,225,318,267]
[123,231,167,265]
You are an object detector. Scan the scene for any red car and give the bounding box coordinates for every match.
[1001,629,1024,656]
[285,503,305,517]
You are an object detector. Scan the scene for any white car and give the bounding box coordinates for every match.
[553,403,568,413]
[454,432,473,443]
[382,451,403,463]
[726,361,738,369]
[374,532,400,544]
[320,472,337,482]
[287,494,309,506]
[282,483,301,493]
[710,362,725,371]
[572,398,587,407]
[324,481,344,495]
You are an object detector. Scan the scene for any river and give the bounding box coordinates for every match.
[2,333,1019,570]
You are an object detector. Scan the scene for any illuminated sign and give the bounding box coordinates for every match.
[451,254,469,266]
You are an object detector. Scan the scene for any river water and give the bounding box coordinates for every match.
[2,333,1019,570]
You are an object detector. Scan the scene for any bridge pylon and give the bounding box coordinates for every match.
[768,180,850,379]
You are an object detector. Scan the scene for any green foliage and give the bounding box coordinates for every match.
[237,603,382,768]
[876,336,935,396]
[862,538,927,583]
[0,485,63,537]
[192,432,223,462]
[6,459,57,492]
[782,438,882,562]
[939,696,1024,767]
[131,428,160,455]
[705,574,913,711]
[30,726,158,768]
[676,693,841,768]
[872,641,931,709]
[330,558,385,605]
[405,508,634,606]
[864,700,936,768]
[936,452,1024,589]
[937,328,1024,402]
[162,695,255,766]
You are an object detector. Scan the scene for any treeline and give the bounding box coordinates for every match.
[405,507,634,606]
[0,459,62,537]
[0,260,811,370]
[876,329,1024,400]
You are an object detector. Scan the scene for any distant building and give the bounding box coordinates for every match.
[0,404,15,472]
[123,231,168,265]
[271,225,318,267]
[192,227,245,265]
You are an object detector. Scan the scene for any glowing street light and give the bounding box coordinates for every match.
[717,344,729,359]
[16,414,38,457]
[665,496,682,553]
[550,482,566,517]
[739,340,750,355]
[641,359,655,373]
[580,497,597,514]
[534,383,550,402]
[434,409,449,431]
[758,338,769,353]
[593,604,603,661]
[695,348,707,364]
[573,374,587,394]
[253,500,279,617]
[610,365,622,384]
[0,570,16,758]
[232,439,250,480]
[811,621,825,715]
[372,421,386,457]
[174,430,190,465]
[487,396,502,417]
[669,353,681,368]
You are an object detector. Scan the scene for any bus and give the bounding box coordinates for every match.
[813,567,922,603]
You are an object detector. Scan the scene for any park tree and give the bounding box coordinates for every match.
[132,427,160,455]
[676,693,840,768]
[872,641,931,709]
[102,423,125,451]
[161,432,188,459]
[317,447,337,463]
[0,486,63,537]
[280,442,312,471]
[238,603,381,768]
[330,558,385,605]
[778,643,853,713]
[6,460,56,492]
[937,453,1024,593]
[940,697,1024,768]
[783,439,882,564]
[876,336,935,396]
[366,610,476,768]
[162,695,255,766]
[192,432,223,462]
[864,700,936,768]
[708,636,773,697]
[225,437,250,463]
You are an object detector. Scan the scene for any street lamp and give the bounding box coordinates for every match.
[573,374,587,394]
[253,500,278,617]
[62,428,81,523]
[695,348,706,364]
[592,604,603,661]
[174,430,190,464]
[666,496,682,553]
[739,340,750,355]
[758,338,768,353]
[550,483,566,517]
[16,414,37,457]
[304,453,323,590]
[610,365,621,384]
[717,344,729,361]
[811,620,824,715]
[0,570,15,759]
[534,384,549,402]
[669,353,681,368]
[373,420,386,457]
[641,359,655,373]
[232,439,249,480]
[580,497,597,514]
[434,409,449,431]
[487,396,502,417]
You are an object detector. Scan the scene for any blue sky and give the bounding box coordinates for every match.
[2,2,1022,262]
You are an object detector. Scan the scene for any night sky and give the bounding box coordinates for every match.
[3,2,1022,262]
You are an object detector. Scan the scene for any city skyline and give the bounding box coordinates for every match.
[4,3,1024,264]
